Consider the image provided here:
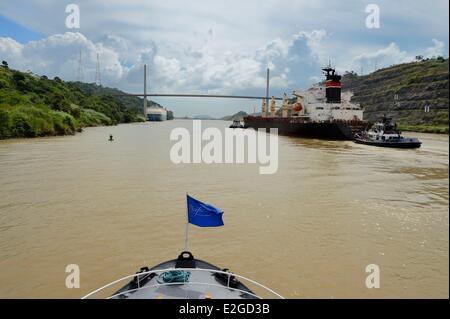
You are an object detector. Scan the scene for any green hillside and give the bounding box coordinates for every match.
[342,57,449,133]
[0,62,154,139]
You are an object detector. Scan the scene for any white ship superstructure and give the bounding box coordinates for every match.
[291,67,363,123]
[146,107,168,121]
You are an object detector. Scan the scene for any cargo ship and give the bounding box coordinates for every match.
[146,106,168,121]
[244,66,369,140]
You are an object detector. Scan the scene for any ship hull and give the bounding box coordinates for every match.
[244,117,368,140]
[146,114,167,122]
[354,139,422,148]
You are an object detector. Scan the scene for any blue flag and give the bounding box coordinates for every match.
[187,195,224,227]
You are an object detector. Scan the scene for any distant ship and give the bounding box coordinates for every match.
[244,66,369,140]
[146,107,168,121]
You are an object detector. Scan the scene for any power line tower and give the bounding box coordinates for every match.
[77,49,84,82]
[95,53,102,86]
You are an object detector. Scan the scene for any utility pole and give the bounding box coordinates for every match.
[77,49,84,82]
[95,53,102,86]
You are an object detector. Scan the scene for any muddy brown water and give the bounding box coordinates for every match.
[0,120,448,298]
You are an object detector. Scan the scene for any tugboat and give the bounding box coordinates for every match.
[354,117,422,148]
[229,120,244,129]
[82,251,283,299]
[244,65,368,140]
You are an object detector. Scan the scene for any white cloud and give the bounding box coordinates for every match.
[425,39,446,58]
[294,30,329,64]
[348,39,449,74]
[0,37,23,62]
[351,42,411,71]
[0,0,448,116]
[0,33,124,82]
[0,31,293,95]
[1,30,447,118]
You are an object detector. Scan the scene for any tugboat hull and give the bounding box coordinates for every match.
[244,117,368,140]
[229,120,244,129]
[354,139,422,149]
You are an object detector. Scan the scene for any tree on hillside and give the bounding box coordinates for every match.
[0,109,11,139]
[1,61,8,69]
[344,71,359,78]
[12,72,29,91]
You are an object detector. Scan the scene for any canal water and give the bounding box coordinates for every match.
[0,120,448,298]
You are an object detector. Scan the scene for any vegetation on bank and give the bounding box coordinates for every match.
[0,62,160,139]
[342,57,449,134]
[397,124,449,134]
[398,104,449,133]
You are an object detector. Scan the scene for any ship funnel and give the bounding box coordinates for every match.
[322,66,341,103]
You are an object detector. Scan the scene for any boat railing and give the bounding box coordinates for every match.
[81,267,285,299]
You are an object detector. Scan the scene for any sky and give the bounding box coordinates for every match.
[0,0,448,117]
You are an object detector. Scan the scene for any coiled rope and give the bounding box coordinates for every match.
[157,270,191,284]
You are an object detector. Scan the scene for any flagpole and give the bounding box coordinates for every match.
[185,193,189,252]
[184,222,189,251]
